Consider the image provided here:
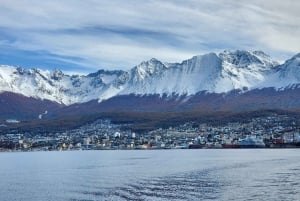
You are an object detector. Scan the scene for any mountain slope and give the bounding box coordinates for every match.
[0,92,62,120]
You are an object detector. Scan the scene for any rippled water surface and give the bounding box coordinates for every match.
[0,149,300,201]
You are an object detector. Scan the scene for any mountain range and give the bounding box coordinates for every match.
[1,50,300,122]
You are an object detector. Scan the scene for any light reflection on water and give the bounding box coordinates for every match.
[0,149,300,201]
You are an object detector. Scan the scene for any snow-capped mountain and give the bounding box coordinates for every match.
[0,66,123,105]
[260,53,300,88]
[0,50,299,106]
[105,50,293,98]
[117,53,222,95]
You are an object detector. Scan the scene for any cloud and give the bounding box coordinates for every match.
[0,0,299,72]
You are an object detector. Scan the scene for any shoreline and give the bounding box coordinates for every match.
[1,146,300,153]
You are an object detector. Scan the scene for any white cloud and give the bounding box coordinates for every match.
[0,0,299,71]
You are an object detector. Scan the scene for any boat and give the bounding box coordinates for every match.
[239,136,265,148]
[188,143,206,149]
[221,139,240,148]
[222,143,240,148]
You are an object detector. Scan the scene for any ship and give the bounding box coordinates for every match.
[238,136,265,148]
[221,143,240,149]
[188,143,206,149]
[221,139,240,148]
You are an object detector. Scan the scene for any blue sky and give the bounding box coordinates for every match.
[0,0,299,74]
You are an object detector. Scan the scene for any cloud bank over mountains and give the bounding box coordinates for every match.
[0,0,299,73]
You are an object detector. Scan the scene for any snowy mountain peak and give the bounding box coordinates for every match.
[138,58,163,67]
[16,66,26,75]
[181,53,221,74]
[51,69,64,81]
[276,53,300,81]
[280,52,300,69]
[138,58,165,69]
[132,58,166,80]
[291,52,300,59]
[252,50,269,58]
[219,50,264,67]
[252,50,279,67]
[219,50,279,71]
[148,58,161,64]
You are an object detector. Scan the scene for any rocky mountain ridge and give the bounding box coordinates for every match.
[0,50,299,106]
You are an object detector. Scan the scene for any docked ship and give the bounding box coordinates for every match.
[221,139,240,148]
[188,143,206,149]
[268,138,300,148]
[221,143,240,149]
[238,136,266,148]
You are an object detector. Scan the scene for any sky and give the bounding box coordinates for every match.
[0,0,299,74]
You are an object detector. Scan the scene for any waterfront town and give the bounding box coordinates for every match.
[1,113,300,151]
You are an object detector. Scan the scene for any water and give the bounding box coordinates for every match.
[0,149,300,201]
